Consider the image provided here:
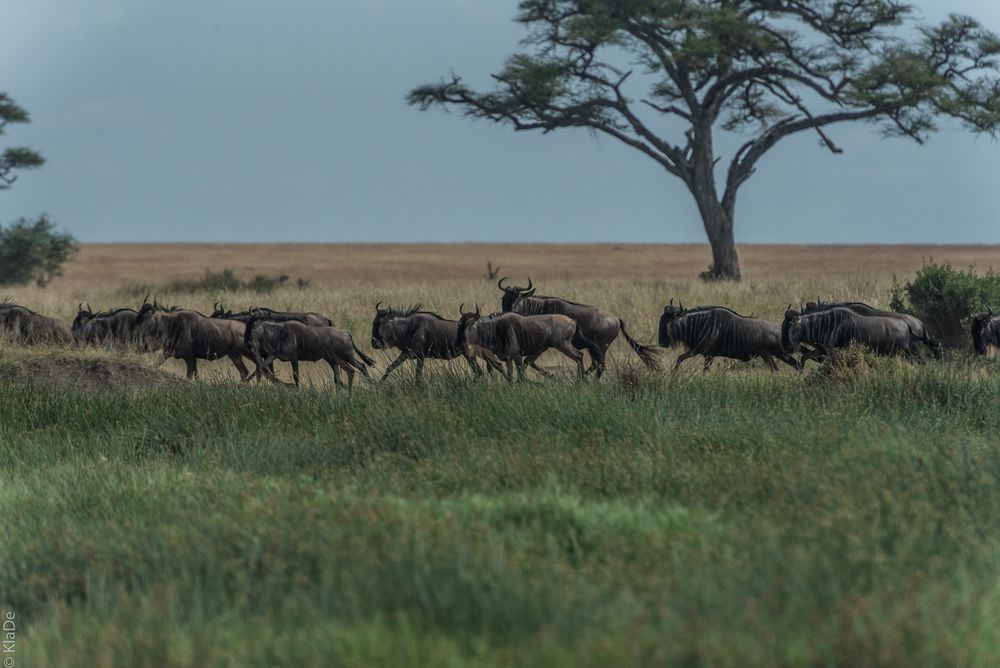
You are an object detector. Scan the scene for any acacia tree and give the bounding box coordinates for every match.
[1,92,44,190]
[409,1,1000,280]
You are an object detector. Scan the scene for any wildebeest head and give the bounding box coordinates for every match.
[370,302,391,349]
[498,276,535,312]
[135,301,158,326]
[781,306,803,353]
[657,299,686,347]
[71,302,96,333]
[456,303,482,349]
[211,301,228,318]
[971,308,997,355]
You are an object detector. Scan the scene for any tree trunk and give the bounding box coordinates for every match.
[690,181,742,281]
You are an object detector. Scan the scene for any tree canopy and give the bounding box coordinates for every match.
[410,1,1000,279]
[0,92,44,190]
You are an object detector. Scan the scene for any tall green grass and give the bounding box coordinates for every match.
[3,357,1000,666]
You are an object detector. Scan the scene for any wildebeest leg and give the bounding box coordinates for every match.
[184,356,197,380]
[778,353,802,371]
[673,350,697,370]
[291,359,301,388]
[702,356,714,373]
[760,352,780,372]
[380,352,410,381]
[463,354,484,377]
[552,343,585,379]
[326,359,344,388]
[415,357,426,383]
[228,354,250,380]
[524,354,552,378]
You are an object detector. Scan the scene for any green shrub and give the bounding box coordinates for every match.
[889,262,1000,349]
[118,269,310,298]
[0,214,78,287]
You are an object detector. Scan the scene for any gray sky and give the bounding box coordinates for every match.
[1,0,999,244]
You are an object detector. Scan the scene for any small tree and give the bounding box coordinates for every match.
[410,2,1000,280]
[0,92,44,189]
[0,215,79,287]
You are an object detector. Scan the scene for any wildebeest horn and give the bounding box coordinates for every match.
[459,302,466,316]
[142,293,149,305]
[526,277,533,291]
[86,302,92,313]
[475,303,481,316]
[669,298,674,306]
[78,302,84,313]
[375,301,383,311]
[497,277,508,290]
[679,301,684,310]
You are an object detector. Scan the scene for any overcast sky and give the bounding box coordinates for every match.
[1,1,999,244]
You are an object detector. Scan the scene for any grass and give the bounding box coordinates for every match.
[4,359,1000,666]
[3,243,1000,666]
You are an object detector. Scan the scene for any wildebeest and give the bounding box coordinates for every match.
[804,300,942,358]
[0,299,72,345]
[658,302,800,372]
[782,305,932,361]
[72,303,143,348]
[211,302,333,327]
[971,309,1000,356]
[134,302,252,379]
[371,303,494,381]
[456,305,604,380]
[244,316,374,388]
[498,277,658,375]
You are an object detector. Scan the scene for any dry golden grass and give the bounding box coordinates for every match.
[4,242,999,384]
[47,242,1000,287]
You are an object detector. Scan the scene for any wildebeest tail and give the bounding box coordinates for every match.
[908,324,943,360]
[352,338,376,366]
[618,319,660,370]
[572,325,605,367]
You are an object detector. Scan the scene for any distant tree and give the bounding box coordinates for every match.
[0,92,44,190]
[0,215,79,287]
[410,1,1000,280]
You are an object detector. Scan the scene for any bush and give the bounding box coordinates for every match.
[0,214,79,287]
[889,262,1000,349]
[118,269,310,298]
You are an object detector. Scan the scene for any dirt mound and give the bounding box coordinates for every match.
[0,355,179,391]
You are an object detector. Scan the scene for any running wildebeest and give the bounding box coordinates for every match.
[658,301,800,372]
[0,300,72,345]
[72,304,143,348]
[456,305,604,381]
[497,277,658,375]
[782,305,932,362]
[244,315,374,389]
[804,300,942,358]
[971,309,1000,356]
[134,302,252,379]
[211,302,333,327]
[370,303,494,381]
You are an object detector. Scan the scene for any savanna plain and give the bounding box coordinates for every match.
[4,242,1000,667]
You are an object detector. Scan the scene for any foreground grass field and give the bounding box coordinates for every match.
[3,244,1000,666]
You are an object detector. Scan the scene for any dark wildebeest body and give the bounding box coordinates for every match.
[0,301,71,345]
[498,278,658,375]
[244,318,374,389]
[135,303,252,379]
[782,306,929,361]
[658,303,800,372]
[371,304,490,381]
[971,311,1000,356]
[457,309,604,381]
[72,305,142,348]
[804,301,941,358]
[211,304,333,327]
